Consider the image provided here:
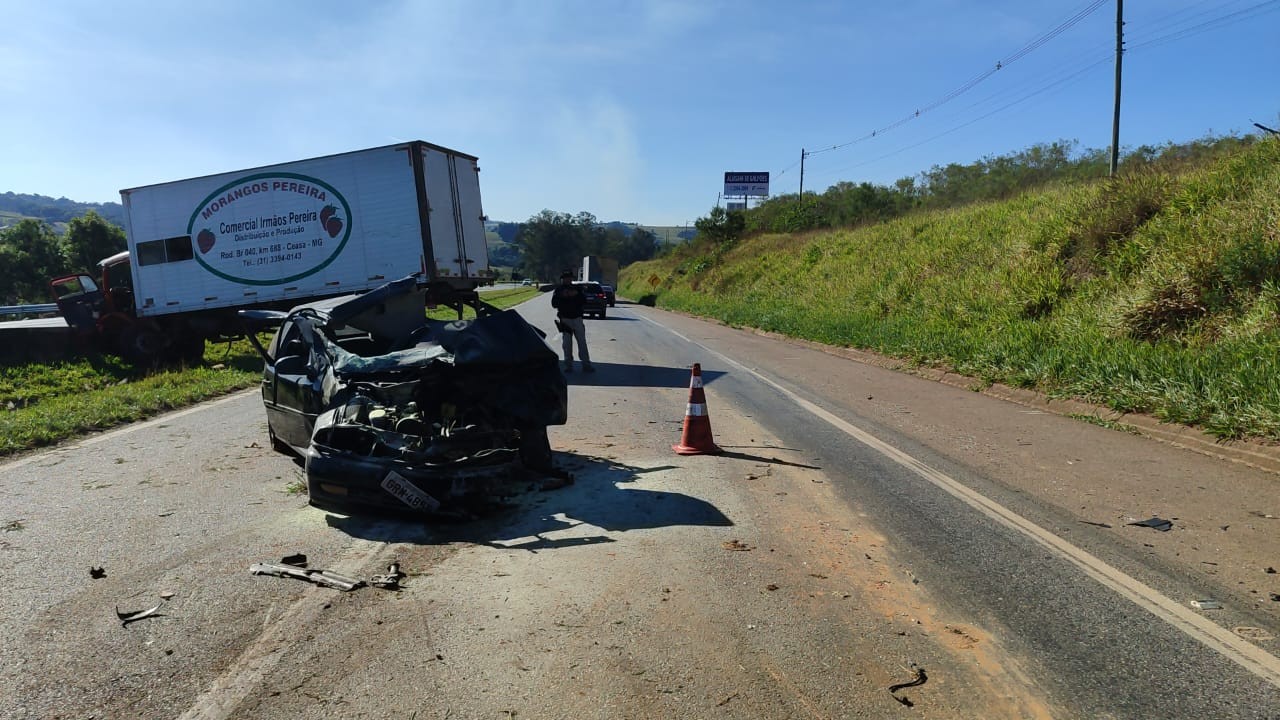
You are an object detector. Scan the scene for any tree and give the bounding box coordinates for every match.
[515,210,584,280]
[64,211,127,273]
[694,207,745,246]
[0,219,67,303]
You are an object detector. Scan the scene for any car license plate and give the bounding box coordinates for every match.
[381,471,440,512]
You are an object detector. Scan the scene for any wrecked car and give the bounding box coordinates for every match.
[243,276,567,515]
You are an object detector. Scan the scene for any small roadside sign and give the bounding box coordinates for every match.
[648,274,661,288]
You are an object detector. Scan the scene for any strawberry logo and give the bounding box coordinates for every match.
[317,204,343,238]
[197,228,216,254]
[325,216,344,239]
[320,205,344,239]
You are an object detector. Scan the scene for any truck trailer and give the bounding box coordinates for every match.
[50,141,496,363]
[580,256,618,287]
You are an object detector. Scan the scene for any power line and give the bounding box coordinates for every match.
[811,57,1114,183]
[1128,0,1279,50]
[795,0,1280,191]
[803,0,1107,158]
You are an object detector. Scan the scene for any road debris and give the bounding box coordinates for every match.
[371,563,405,590]
[1127,517,1173,532]
[280,553,308,567]
[250,561,365,591]
[1079,520,1113,528]
[1266,567,1276,574]
[1233,626,1275,641]
[716,692,739,707]
[89,566,106,579]
[766,583,779,591]
[889,662,927,707]
[722,539,753,551]
[1248,511,1277,520]
[1190,599,1223,610]
[117,603,163,627]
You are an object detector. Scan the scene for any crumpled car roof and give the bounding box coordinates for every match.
[288,278,567,427]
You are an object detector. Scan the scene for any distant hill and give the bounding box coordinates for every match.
[0,193,696,252]
[0,192,125,230]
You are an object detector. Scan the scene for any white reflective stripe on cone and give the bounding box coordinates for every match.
[685,403,708,417]
[690,376,703,389]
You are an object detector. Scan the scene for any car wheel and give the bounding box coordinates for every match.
[599,308,606,319]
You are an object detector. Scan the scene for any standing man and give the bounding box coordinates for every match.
[551,272,594,373]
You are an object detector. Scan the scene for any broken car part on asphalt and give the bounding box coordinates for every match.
[1127,517,1173,531]
[370,562,405,590]
[116,603,163,627]
[888,662,928,707]
[250,562,365,591]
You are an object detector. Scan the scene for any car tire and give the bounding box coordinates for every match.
[599,308,606,319]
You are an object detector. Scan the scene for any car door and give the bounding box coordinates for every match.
[264,318,322,449]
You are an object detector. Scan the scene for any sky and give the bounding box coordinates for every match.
[1,1,1277,226]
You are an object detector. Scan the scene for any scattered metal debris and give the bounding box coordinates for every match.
[117,603,163,627]
[1248,511,1277,520]
[1190,599,1223,610]
[722,539,753,551]
[1270,593,1280,602]
[89,566,106,579]
[1079,520,1113,528]
[1266,567,1276,574]
[371,563,405,590]
[1127,517,1173,532]
[765,583,779,591]
[280,553,308,567]
[889,662,927,707]
[250,562,365,591]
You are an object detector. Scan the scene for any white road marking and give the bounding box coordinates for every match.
[641,312,1280,687]
[176,534,389,720]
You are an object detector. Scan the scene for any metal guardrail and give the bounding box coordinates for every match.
[0,304,59,317]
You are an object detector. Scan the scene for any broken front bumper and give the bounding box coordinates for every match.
[303,411,523,516]
[305,442,521,516]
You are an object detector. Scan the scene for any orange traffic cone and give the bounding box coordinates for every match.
[673,363,721,455]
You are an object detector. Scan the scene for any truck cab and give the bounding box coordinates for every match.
[49,252,136,332]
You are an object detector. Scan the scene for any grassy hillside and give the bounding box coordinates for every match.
[622,138,1280,441]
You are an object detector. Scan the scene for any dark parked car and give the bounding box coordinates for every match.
[244,276,568,516]
[574,281,608,318]
[600,284,616,307]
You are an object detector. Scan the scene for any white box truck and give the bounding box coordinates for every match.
[50,141,496,363]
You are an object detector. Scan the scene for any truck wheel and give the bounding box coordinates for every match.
[117,325,166,365]
[178,334,206,365]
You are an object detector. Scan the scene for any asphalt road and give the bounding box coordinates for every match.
[1,293,1277,718]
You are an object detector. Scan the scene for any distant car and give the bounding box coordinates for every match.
[243,276,568,516]
[600,284,616,307]
[573,281,608,319]
[521,279,533,286]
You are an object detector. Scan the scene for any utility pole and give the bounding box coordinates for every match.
[799,148,806,204]
[1110,0,1124,176]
